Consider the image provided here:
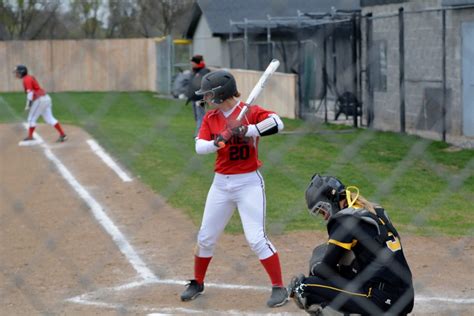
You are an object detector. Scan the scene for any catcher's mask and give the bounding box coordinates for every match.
[305,174,346,220]
[195,70,237,104]
[13,65,28,78]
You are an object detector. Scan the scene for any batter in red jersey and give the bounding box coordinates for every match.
[13,65,67,143]
[180,70,288,307]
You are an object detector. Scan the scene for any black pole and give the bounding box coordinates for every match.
[366,13,374,128]
[324,28,328,123]
[442,9,447,142]
[332,29,338,120]
[297,38,303,118]
[352,13,358,128]
[357,12,363,126]
[398,7,406,133]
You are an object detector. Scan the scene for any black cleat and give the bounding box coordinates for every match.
[288,274,306,309]
[180,280,204,301]
[56,134,68,143]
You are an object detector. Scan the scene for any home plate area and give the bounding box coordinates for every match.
[1,123,473,315]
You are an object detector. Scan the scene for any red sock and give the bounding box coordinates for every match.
[194,255,212,285]
[260,253,284,287]
[28,126,36,138]
[54,123,65,136]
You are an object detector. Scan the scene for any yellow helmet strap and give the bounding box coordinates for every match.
[345,186,359,208]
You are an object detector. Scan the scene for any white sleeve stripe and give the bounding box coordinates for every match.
[256,117,277,133]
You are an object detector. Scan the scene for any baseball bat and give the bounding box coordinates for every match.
[237,58,280,121]
[217,59,280,148]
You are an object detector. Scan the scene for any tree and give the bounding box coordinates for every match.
[106,0,139,38]
[71,0,103,38]
[136,0,194,37]
[0,0,61,40]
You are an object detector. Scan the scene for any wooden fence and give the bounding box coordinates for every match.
[0,39,297,118]
[231,69,298,119]
[0,39,157,92]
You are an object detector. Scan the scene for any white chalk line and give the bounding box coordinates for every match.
[22,123,155,282]
[86,139,133,182]
[19,124,474,313]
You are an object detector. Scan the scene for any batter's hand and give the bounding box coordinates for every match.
[226,119,248,137]
[24,100,31,112]
[214,128,233,148]
[231,125,248,137]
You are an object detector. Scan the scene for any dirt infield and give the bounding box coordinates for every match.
[1,123,473,315]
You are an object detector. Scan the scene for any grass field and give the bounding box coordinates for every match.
[1,92,473,236]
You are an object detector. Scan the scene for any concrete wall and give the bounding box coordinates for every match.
[192,16,225,68]
[361,0,472,137]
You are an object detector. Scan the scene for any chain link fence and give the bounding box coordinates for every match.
[0,2,473,316]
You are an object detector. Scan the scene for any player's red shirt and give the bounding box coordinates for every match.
[22,75,45,101]
[198,102,275,174]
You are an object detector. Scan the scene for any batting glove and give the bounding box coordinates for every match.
[214,128,233,148]
[231,125,248,137]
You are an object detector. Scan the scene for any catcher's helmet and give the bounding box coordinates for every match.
[195,70,237,104]
[13,65,28,78]
[305,174,346,219]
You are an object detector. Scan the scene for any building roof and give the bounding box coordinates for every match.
[185,0,360,38]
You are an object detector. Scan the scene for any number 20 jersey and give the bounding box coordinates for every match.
[198,102,275,175]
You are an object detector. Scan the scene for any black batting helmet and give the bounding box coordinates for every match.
[13,65,28,78]
[305,174,346,219]
[195,70,237,104]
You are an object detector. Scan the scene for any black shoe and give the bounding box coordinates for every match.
[56,135,67,143]
[267,286,289,307]
[288,274,306,309]
[180,280,204,301]
[23,136,34,141]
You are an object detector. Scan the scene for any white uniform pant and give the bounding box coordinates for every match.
[28,95,58,127]
[196,171,277,260]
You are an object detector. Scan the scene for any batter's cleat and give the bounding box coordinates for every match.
[56,134,68,143]
[180,280,204,301]
[267,286,289,308]
[23,136,34,141]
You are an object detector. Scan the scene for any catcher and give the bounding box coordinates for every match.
[288,174,414,315]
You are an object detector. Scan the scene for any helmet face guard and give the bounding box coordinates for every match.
[305,174,346,220]
[196,88,219,104]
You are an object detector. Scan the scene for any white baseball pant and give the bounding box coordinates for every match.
[196,170,277,260]
[27,95,58,127]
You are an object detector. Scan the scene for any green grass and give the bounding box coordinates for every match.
[1,92,473,236]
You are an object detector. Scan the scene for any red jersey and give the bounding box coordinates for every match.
[198,102,275,174]
[22,75,45,101]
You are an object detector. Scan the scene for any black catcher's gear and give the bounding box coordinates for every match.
[14,65,28,78]
[305,174,346,218]
[195,70,237,104]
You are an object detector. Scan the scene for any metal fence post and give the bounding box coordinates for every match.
[442,9,447,142]
[352,13,359,128]
[398,7,406,133]
[366,13,374,128]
